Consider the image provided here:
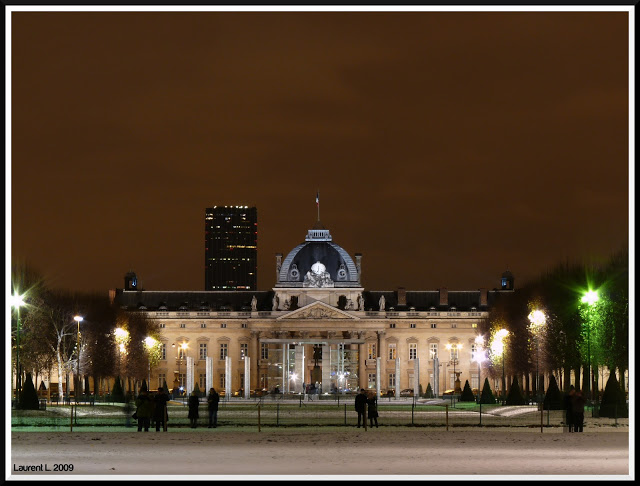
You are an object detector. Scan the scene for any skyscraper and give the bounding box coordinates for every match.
[205,206,257,290]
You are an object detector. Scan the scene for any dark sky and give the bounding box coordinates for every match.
[11,11,629,294]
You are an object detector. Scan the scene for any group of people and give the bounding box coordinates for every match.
[564,385,587,433]
[134,386,220,431]
[134,387,170,432]
[354,388,379,428]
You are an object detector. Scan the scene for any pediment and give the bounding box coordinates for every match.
[277,301,359,320]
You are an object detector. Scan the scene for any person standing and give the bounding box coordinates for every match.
[207,387,220,428]
[564,386,576,432]
[188,391,200,428]
[355,388,368,428]
[367,392,379,428]
[153,387,170,432]
[573,390,586,433]
[134,389,153,432]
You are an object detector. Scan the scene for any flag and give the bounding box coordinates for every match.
[316,191,319,207]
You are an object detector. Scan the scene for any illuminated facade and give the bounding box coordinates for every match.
[205,206,257,290]
[114,221,516,397]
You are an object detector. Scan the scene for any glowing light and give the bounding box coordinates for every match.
[181,342,188,350]
[119,343,126,353]
[473,350,487,363]
[144,336,157,347]
[290,373,298,381]
[74,315,83,322]
[581,290,599,306]
[490,329,509,359]
[114,328,129,339]
[528,309,546,328]
[474,335,484,345]
[11,294,26,308]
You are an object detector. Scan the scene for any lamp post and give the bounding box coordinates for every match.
[581,290,599,400]
[491,329,509,405]
[473,335,486,403]
[74,316,84,403]
[144,336,157,389]
[11,294,26,404]
[445,343,462,393]
[528,309,546,404]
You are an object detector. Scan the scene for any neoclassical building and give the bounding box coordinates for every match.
[112,221,514,397]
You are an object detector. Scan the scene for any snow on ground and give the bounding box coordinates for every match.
[10,427,629,477]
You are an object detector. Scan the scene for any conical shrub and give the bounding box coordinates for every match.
[141,379,148,392]
[19,373,40,410]
[506,377,526,405]
[111,376,126,403]
[480,378,495,404]
[460,380,475,402]
[543,375,564,410]
[194,382,201,397]
[162,379,168,393]
[599,373,628,418]
[425,382,434,398]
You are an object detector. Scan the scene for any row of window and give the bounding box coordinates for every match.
[162,343,249,361]
[161,323,250,329]
[368,343,479,361]
[365,373,482,389]
[389,323,477,329]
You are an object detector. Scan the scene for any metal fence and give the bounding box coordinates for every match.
[11,396,627,430]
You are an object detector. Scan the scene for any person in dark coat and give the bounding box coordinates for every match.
[153,387,170,432]
[573,390,586,433]
[564,386,576,432]
[354,388,368,428]
[188,391,199,428]
[367,392,379,428]
[207,387,220,428]
[135,389,153,432]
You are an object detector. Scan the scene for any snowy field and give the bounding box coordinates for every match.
[10,427,630,478]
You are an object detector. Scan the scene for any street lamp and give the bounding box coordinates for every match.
[528,309,546,404]
[11,294,26,404]
[445,343,462,393]
[114,327,129,378]
[173,342,188,396]
[74,316,84,403]
[581,290,599,400]
[473,335,486,403]
[144,336,158,390]
[491,329,509,405]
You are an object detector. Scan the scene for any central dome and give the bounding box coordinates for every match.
[276,223,360,288]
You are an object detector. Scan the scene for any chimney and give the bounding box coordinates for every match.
[276,253,283,281]
[479,288,488,307]
[355,253,362,282]
[439,288,448,307]
[397,287,406,306]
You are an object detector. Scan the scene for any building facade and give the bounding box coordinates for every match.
[115,221,513,396]
[205,206,257,290]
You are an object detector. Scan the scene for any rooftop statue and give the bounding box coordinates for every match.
[379,295,386,311]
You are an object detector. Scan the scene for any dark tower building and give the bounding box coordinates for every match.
[205,206,257,290]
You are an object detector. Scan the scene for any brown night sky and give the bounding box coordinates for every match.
[10,11,629,294]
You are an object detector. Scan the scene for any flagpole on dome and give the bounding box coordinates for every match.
[316,190,320,222]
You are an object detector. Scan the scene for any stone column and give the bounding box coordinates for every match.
[395,358,400,399]
[205,356,213,393]
[225,356,232,400]
[376,357,381,399]
[282,343,287,393]
[434,357,440,397]
[186,356,194,395]
[377,331,386,392]
[250,331,260,392]
[358,332,366,390]
[322,344,331,393]
[244,357,250,399]
[295,344,304,393]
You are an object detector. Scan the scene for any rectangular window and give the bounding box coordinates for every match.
[450,347,459,360]
[220,343,228,360]
[240,373,244,388]
[409,343,417,360]
[472,323,478,328]
[220,374,225,388]
[471,373,479,390]
[161,343,166,360]
[240,343,248,359]
[158,373,166,389]
[241,323,248,328]
[471,344,477,360]
[368,373,376,389]
[429,343,438,360]
[199,373,206,389]
[388,343,397,360]
[410,323,416,329]
[178,347,186,360]
[180,323,186,329]
[199,343,207,360]
[388,373,396,388]
[389,323,396,329]
[159,323,165,328]
[451,323,457,328]
[260,374,267,389]
[220,323,227,328]
[179,373,185,388]
[261,343,269,360]
[201,323,207,328]
[431,323,437,329]
[367,343,377,360]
